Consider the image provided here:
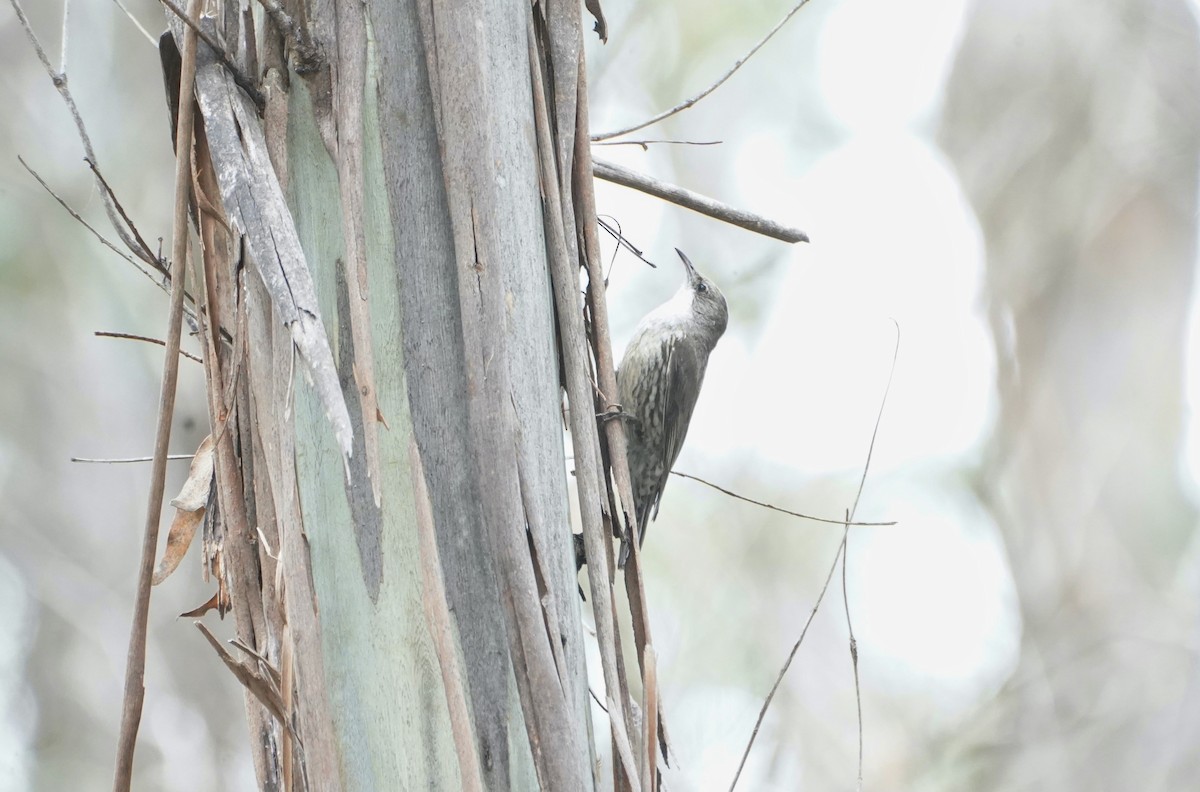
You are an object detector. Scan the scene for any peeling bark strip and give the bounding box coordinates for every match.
[414,2,590,789]
[191,38,353,462]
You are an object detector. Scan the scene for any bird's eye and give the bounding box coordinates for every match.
[696,282,708,294]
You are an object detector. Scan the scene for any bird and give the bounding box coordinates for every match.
[615,248,728,560]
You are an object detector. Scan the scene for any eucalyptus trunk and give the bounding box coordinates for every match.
[169,0,613,788]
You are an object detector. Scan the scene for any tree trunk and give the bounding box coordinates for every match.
[169,0,620,788]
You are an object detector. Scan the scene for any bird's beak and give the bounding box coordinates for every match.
[675,248,700,286]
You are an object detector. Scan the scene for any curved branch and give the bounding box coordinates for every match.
[591,0,814,141]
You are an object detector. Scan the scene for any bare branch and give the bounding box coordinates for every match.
[593,138,722,149]
[593,158,808,243]
[17,157,208,332]
[111,0,158,46]
[9,0,160,268]
[730,322,900,791]
[94,331,203,363]
[112,2,200,786]
[18,157,143,272]
[671,471,895,527]
[597,216,657,272]
[71,455,193,464]
[592,0,815,141]
[841,514,863,792]
[60,0,70,74]
[730,534,846,792]
[86,159,159,264]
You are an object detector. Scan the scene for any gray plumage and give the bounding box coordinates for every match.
[617,249,728,551]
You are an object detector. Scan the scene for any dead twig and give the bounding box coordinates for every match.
[841,512,863,792]
[17,157,146,274]
[597,216,657,273]
[71,455,193,464]
[671,471,895,527]
[95,331,203,363]
[592,0,815,141]
[593,158,808,244]
[729,322,899,791]
[730,534,846,792]
[111,0,157,46]
[9,0,160,269]
[17,158,208,331]
[86,158,158,264]
[112,2,200,787]
[594,138,722,149]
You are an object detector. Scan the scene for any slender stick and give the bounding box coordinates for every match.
[729,323,900,791]
[72,455,193,464]
[9,0,159,268]
[111,0,158,46]
[591,0,814,141]
[111,2,199,788]
[17,157,143,273]
[60,0,70,75]
[95,331,203,363]
[593,139,722,149]
[671,471,895,527]
[592,158,808,244]
[841,514,863,792]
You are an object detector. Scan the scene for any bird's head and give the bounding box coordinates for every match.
[676,248,729,339]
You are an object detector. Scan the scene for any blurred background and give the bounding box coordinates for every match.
[3,0,1199,789]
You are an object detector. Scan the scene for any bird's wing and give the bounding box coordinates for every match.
[650,335,704,520]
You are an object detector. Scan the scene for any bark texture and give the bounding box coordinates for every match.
[161,0,651,788]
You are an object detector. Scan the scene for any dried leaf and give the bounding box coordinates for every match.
[170,434,215,511]
[152,435,215,585]
[153,505,206,585]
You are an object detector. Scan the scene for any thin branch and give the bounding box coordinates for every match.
[591,0,815,141]
[111,0,158,46]
[850,319,900,517]
[671,471,895,527]
[87,158,158,264]
[94,331,203,363]
[593,158,808,244]
[71,455,194,464]
[18,157,209,330]
[9,0,160,268]
[593,138,723,150]
[60,0,70,74]
[729,323,900,792]
[18,157,142,271]
[598,216,657,271]
[112,2,200,787]
[841,513,863,792]
[728,534,846,792]
[589,686,610,713]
